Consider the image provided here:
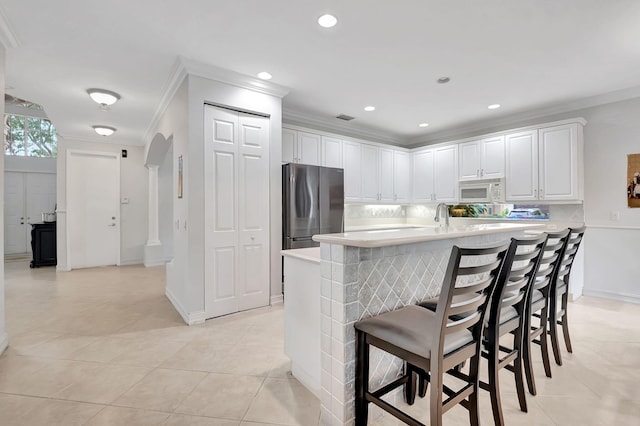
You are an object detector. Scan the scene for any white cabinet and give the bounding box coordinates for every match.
[505,130,538,201]
[505,123,581,201]
[361,144,380,202]
[343,141,362,202]
[412,145,458,202]
[357,144,410,203]
[459,136,505,180]
[538,124,579,200]
[282,128,320,165]
[321,136,343,168]
[393,151,411,202]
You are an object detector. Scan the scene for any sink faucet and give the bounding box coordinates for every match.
[434,203,450,227]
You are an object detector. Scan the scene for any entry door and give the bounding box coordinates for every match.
[204,105,270,318]
[4,172,57,255]
[67,151,120,268]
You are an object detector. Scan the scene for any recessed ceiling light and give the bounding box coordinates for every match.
[92,125,116,136]
[437,77,450,84]
[364,106,375,112]
[257,72,272,80]
[87,89,121,107]
[318,14,338,28]
[488,104,501,110]
[418,123,430,128]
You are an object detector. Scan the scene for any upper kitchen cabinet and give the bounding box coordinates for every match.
[343,140,362,202]
[412,144,458,203]
[505,122,583,201]
[393,151,411,203]
[282,128,320,165]
[321,136,343,168]
[459,136,505,180]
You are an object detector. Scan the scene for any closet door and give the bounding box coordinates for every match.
[5,172,27,254]
[237,112,270,311]
[204,105,269,318]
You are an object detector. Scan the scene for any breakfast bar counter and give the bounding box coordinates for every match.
[302,222,544,425]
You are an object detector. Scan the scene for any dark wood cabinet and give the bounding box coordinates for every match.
[30,222,57,268]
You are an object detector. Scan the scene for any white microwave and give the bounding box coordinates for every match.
[459,179,505,203]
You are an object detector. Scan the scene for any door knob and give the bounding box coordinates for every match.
[108,223,116,227]
[112,216,116,220]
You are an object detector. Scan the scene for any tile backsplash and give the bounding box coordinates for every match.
[344,204,407,228]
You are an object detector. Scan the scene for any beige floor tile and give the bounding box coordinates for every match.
[208,343,292,377]
[0,393,42,426]
[164,413,241,425]
[160,341,236,372]
[18,397,105,426]
[110,338,187,368]
[536,395,640,425]
[3,358,103,397]
[243,378,321,426]
[176,373,264,419]
[66,336,140,363]
[15,333,100,358]
[114,368,207,412]
[85,406,170,426]
[0,353,54,391]
[53,363,151,404]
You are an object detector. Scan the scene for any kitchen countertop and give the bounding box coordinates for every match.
[280,247,321,264]
[312,222,546,248]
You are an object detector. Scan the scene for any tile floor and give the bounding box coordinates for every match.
[1,260,639,425]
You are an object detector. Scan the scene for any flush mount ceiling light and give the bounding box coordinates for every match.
[488,104,501,110]
[257,71,272,80]
[318,14,338,28]
[418,123,430,128]
[87,89,121,109]
[436,77,450,84]
[92,125,116,136]
[364,106,376,112]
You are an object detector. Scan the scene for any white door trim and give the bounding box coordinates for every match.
[65,149,121,269]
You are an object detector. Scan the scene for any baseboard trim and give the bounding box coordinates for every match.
[119,259,143,266]
[582,289,640,304]
[271,293,284,305]
[144,260,166,267]
[0,332,8,355]
[165,287,207,325]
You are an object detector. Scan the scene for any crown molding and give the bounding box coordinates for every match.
[180,56,290,99]
[143,57,188,144]
[0,7,20,48]
[282,107,403,146]
[144,57,291,144]
[407,84,640,147]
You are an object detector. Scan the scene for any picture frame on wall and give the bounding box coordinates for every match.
[178,155,183,199]
[628,153,640,208]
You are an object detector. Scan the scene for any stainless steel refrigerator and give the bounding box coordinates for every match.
[282,163,344,249]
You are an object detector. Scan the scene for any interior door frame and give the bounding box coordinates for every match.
[65,149,121,270]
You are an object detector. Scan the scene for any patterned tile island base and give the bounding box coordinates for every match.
[318,230,526,426]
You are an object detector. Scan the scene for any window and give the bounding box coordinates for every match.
[4,114,58,157]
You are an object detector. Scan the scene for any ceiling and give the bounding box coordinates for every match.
[1,1,640,147]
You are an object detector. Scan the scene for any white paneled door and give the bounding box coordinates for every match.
[67,151,120,268]
[4,171,56,255]
[204,105,270,318]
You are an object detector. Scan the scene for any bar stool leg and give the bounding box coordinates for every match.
[355,330,369,426]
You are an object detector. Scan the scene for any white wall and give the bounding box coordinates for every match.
[148,79,189,319]
[148,73,284,323]
[158,142,173,261]
[56,139,148,269]
[0,43,7,355]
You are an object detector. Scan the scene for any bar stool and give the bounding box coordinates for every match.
[414,234,548,426]
[523,229,570,395]
[549,226,586,365]
[354,242,510,426]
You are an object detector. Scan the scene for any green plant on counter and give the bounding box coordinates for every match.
[500,208,510,217]
[448,204,488,218]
